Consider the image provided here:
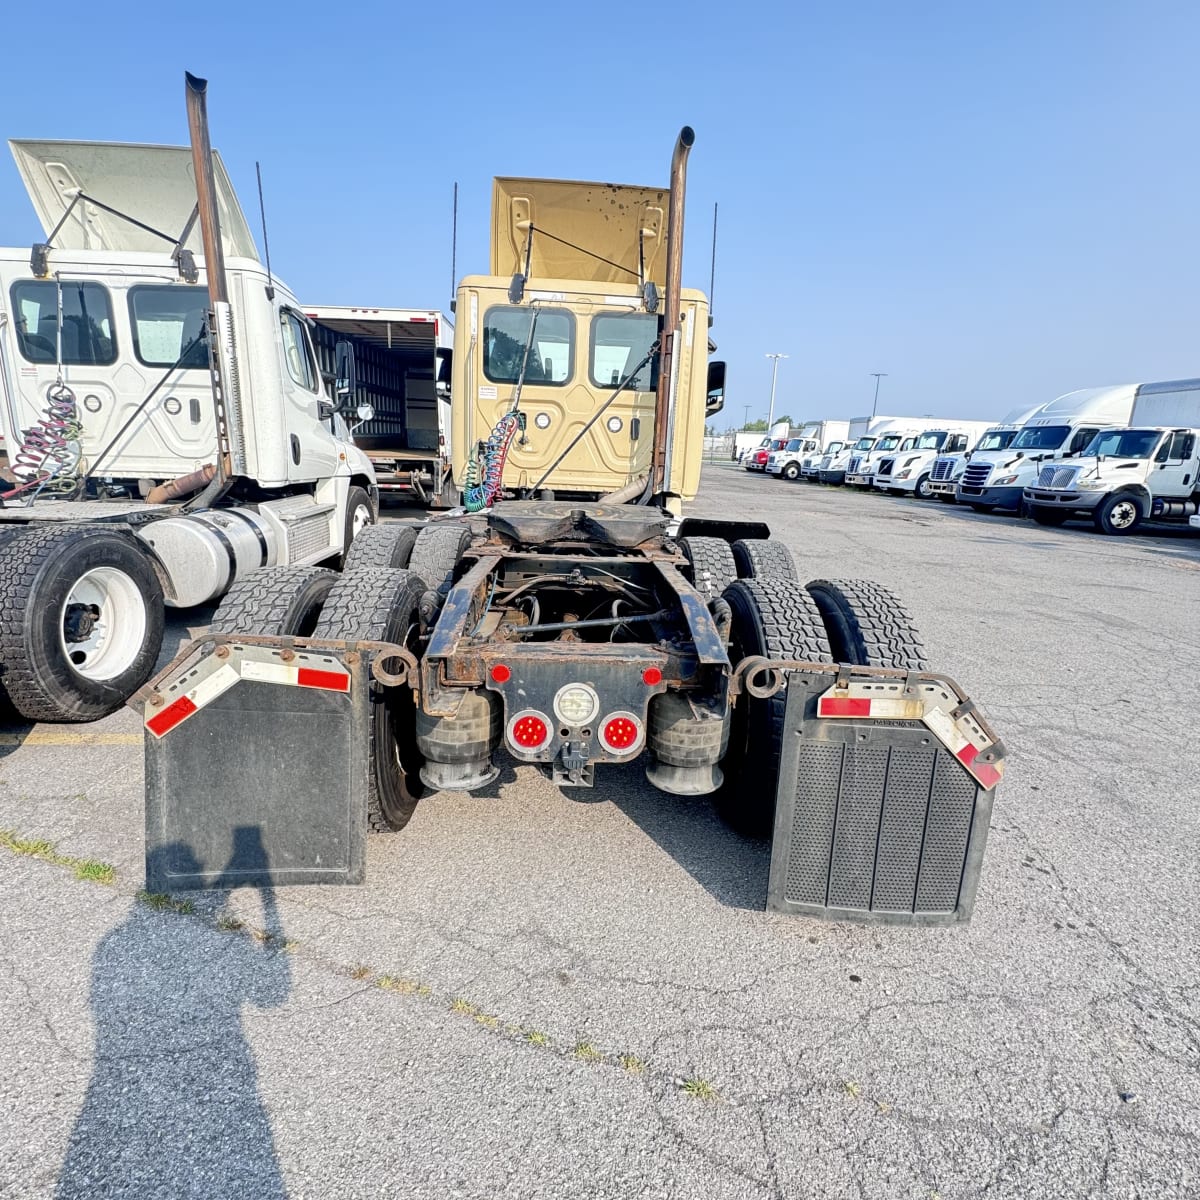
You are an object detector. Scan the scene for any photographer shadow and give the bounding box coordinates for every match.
[56,829,291,1200]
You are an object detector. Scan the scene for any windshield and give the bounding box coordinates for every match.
[1083,429,1162,460]
[876,435,902,451]
[853,437,876,451]
[785,439,802,452]
[975,429,1017,452]
[1011,424,1070,451]
[915,432,946,450]
[826,441,843,455]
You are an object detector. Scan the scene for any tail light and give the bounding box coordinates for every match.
[600,712,644,756]
[507,710,550,752]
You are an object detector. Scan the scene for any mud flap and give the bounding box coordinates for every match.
[142,641,369,891]
[766,669,1002,924]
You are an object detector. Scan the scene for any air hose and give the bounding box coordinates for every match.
[6,381,83,499]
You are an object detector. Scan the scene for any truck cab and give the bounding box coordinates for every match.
[957,386,1137,513]
[843,420,934,488]
[872,423,993,498]
[926,406,1041,502]
[766,435,819,479]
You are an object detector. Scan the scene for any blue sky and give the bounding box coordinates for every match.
[1,1,1196,425]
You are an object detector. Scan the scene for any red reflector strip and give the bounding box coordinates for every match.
[146,695,197,738]
[297,667,351,692]
[818,697,872,717]
[956,742,1002,790]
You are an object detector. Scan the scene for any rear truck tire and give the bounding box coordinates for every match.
[716,578,833,837]
[0,525,165,723]
[339,485,376,568]
[342,523,418,572]
[1092,492,1145,535]
[913,474,933,499]
[781,461,801,481]
[209,565,338,637]
[313,566,427,833]
[731,538,799,583]
[805,578,928,670]
[1031,507,1070,527]
[678,536,738,600]
[407,521,473,594]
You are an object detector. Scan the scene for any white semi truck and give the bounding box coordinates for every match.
[871,420,994,498]
[925,406,1041,502]
[843,418,948,489]
[1024,378,1200,534]
[956,386,1137,514]
[0,77,377,723]
[816,416,878,484]
[766,419,850,480]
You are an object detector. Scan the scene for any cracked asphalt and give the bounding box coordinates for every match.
[2,462,1199,1199]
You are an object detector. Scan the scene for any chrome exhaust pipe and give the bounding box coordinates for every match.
[647,126,694,503]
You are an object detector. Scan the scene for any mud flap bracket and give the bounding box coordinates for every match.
[766,668,999,925]
[142,640,370,892]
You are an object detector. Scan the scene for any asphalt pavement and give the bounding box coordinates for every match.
[2,463,1198,1199]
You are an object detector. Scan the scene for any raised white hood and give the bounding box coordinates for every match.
[8,139,258,260]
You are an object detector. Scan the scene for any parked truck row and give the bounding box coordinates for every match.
[772,380,1200,537]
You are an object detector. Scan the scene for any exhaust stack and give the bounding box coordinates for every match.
[184,72,247,498]
[647,126,695,503]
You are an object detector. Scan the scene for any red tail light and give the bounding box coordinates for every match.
[508,711,549,750]
[600,712,644,755]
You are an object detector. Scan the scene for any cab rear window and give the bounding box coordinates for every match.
[11,280,116,365]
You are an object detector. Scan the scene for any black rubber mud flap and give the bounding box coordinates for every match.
[766,668,1002,925]
[142,641,369,891]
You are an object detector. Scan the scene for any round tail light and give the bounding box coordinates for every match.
[600,712,644,756]
[508,710,549,751]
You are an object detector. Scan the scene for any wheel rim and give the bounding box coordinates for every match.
[916,477,930,498]
[1110,500,1138,529]
[59,567,147,681]
[351,503,373,539]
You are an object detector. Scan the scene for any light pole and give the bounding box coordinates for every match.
[870,372,887,418]
[742,404,751,430]
[766,353,787,429]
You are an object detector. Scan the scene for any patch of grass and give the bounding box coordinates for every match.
[73,859,116,885]
[349,964,373,981]
[378,975,420,994]
[450,997,478,1016]
[282,940,300,954]
[0,828,115,886]
[619,1054,646,1074]
[843,1081,862,1099]
[474,1012,500,1029]
[216,914,245,932]
[573,1041,602,1063]
[680,1077,719,1102]
[524,1030,551,1047]
[250,928,276,945]
[136,890,195,916]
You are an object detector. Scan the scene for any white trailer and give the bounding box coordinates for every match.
[305,306,456,506]
[0,80,377,723]
[1025,378,1200,534]
[766,419,850,480]
[871,420,994,497]
[956,386,1137,513]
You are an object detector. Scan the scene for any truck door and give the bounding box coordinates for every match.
[1152,431,1196,496]
[278,307,338,481]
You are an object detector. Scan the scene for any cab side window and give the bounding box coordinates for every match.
[11,280,117,365]
[1068,427,1097,454]
[1168,431,1194,460]
[280,310,319,392]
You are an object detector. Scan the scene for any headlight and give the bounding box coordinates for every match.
[896,470,911,479]
[993,474,1019,485]
[1074,479,1109,491]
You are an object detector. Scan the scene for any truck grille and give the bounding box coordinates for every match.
[876,457,895,477]
[1037,466,1079,489]
[847,456,862,475]
[932,457,956,481]
[961,463,992,488]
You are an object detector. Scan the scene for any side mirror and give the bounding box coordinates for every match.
[706,360,727,417]
[334,340,357,405]
[436,348,453,401]
[356,403,375,424]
